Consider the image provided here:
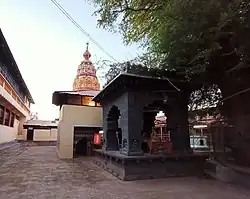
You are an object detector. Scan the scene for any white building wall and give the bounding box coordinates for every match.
[0,82,31,143]
[0,119,20,144]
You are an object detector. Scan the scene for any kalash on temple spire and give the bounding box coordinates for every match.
[73,43,100,91]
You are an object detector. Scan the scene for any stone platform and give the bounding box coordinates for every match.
[205,159,250,188]
[93,149,207,181]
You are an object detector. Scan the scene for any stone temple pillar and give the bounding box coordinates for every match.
[102,105,108,151]
[168,91,190,152]
[178,91,190,151]
[120,92,143,156]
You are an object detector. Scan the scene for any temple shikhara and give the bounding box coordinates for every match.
[52,43,102,159]
[73,43,100,92]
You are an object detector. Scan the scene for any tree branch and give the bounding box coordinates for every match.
[113,0,162,14]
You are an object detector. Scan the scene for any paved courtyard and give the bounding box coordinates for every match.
[0,146,250,199]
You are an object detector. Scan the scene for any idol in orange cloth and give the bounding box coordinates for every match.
[94,133,101,145]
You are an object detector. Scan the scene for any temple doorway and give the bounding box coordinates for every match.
[73,126,102,157]
[106,106,121,150]
[75,138,88,156]
[142,100,172,154]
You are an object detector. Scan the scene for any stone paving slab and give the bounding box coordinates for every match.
[0,141,27,166]
[0,146,250,199]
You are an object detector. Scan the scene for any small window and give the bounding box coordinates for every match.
[96,102,101,107]
[81,96,93,106]
[200,139,204,146]
[16,115,20,121]
[81,96,101,107]
[0,105,4,124]
[10,113,15,127]
[4,109,10,126]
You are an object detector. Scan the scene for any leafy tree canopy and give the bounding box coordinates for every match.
[90,0,250,116]
[89,0,250,159]
[91,0,250,85]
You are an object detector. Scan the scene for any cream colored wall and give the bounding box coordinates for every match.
[57,121,74,159]
[0,119,20,144]
[0,125,16,144]
[18,129,27,140]
[60,105,102,125]
[57,105,102,159]
[16,117,27,140]
[33,129,57,141]
[16,128,58,141]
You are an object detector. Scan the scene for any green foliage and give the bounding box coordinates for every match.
[91,0,250,112]
[90,0,250,82]
[189,84,222,111]
[91,0,165,45]
[99,53,180,87]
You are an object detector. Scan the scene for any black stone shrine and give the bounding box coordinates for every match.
[92,73,206,181]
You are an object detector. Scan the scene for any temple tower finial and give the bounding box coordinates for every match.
[73,42,100,91]
[86,42,89,51]
[83,42,91,60]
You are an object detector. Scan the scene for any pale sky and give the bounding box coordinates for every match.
[0,0,141,120]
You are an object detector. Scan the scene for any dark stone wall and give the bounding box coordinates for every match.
[102,92,129,152]
[178,91,190,151]
[102,90,190,156]
[167,91,190,152]
[126,92,144,155]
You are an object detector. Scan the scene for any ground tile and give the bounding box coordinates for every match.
[0,146,250,199]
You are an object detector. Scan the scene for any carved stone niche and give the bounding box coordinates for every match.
[122,139,128,152]
[130,139,139,152]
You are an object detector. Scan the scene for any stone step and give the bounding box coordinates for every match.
[204,169,216,179]
[205,161,217,173]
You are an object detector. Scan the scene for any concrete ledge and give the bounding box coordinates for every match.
[205,160,250,188]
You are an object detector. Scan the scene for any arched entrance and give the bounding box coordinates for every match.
[142,100,170,154]
[106,106,121,150]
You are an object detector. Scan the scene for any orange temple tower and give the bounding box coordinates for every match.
[52,43,103,159]
[73,43,100,91]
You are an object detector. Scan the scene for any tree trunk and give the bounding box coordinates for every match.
[219,79,250,166]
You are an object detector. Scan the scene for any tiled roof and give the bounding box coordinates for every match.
[56,90,100,97]
[24,120,58,127]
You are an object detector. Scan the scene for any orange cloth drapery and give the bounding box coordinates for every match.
[94,133,101,145]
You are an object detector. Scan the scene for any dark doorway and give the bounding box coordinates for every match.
[27,127,34,141]
[106,106,121,150]
[73,126,102,157]
[75,138,88,156]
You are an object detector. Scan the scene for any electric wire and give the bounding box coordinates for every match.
[50,0,119,62]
